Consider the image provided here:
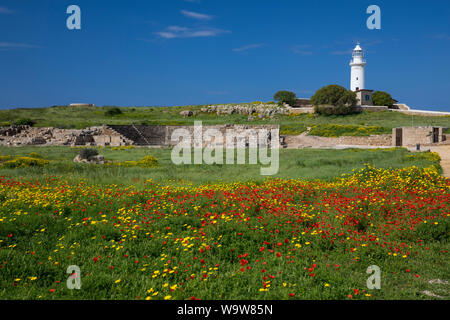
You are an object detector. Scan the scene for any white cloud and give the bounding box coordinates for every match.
[292,45,312,55]
[0,6,13,14]
[155,26,230,39]
[232,43,264,52]
[181,10,213,20]
[331,50,353,55]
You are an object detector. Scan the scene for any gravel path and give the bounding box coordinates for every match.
[430,146,450,178]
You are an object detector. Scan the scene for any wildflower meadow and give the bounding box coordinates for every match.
[0,162,448,300]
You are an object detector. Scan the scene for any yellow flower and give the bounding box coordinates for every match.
[115,279,121,284]
[164,295,172,300]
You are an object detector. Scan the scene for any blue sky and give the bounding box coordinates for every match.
[1,0,450,111]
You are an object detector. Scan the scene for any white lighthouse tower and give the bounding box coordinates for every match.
[350,43,366,91]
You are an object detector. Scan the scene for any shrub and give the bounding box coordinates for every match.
[273,91,297,106]
[405,152,442,172]
[372,91,394,108]
[280,124,308,135]
[108,155,158,168]
[105,107,123,117]
[29,152,42,158]
[314,104,356,116]
[308,124,387,137]
[79,148,99,160]
[136,155,159,168]
[311,85,357,115]
[110,146,135,151]
[0,155,12,162]
[1,157,49,168]
[13,118,35,126]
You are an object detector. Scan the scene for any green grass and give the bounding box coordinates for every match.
[0,146,441,187]
[0,163,448,300]
[308,124,388,137]
[0,145,447,300]
[0,105,449,136]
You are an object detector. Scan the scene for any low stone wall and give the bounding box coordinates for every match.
[287,107,314,114]
[284,133,392,148]
[392,109,450,117]
[357,106,389,112]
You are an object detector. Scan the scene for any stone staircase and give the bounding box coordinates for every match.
[106,125,166,146]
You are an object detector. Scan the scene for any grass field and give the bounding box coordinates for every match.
[0,146,448,300]
[0,162,448,300]
[1,105,449,137]
[0,146,442,186]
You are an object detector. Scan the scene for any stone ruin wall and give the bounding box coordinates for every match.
[283,133,392,149]
[2,124,446,149]
[164,125,279,148]
[0,125,279,148]
[0,126,130,147]
[392,127,448,147]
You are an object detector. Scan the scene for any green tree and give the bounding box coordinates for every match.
[372,91,394,108]
[311,85,357,115]
[105,107,123,117]
[13,118,36,126]
[273,91,297,106]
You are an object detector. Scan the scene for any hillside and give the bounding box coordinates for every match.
[0,104,449,136]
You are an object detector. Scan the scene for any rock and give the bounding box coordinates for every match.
[90,155,105,164]
[73,154,105,164]
[199,104,288,117]
[73,155,85,163]
[29,137,47,145]
[180,110,193,117]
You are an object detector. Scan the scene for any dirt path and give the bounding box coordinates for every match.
[430,146,450,178]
